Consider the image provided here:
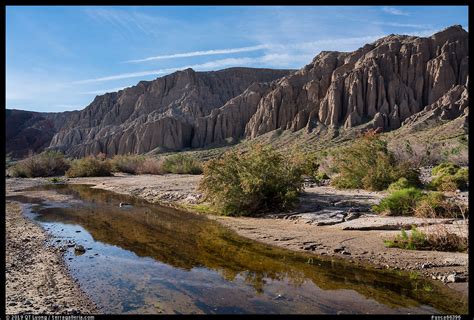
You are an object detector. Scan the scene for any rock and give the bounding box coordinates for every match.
[303,244,319,251]
[334,246,345,253]
[344,212,361,222]
[274,294,284,300]
[445,273,465,283]
[74,245,86,254]
[342,251,351,255]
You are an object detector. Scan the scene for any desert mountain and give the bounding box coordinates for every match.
[6,25,468,158]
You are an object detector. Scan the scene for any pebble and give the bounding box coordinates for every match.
[333,246,345,253]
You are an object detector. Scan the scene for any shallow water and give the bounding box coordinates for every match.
[8,184,468,314]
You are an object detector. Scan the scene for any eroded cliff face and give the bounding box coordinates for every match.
[189,26,468,148]
[48,68,292,157]
[5,109,78,159]
[245,25,468,137]
[8,26,468,158]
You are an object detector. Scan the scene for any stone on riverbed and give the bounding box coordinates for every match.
[74,245,86,255]
[289,209,347,226]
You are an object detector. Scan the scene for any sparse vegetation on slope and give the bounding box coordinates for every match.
[199,145,305,216]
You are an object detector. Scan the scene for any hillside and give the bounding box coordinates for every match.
[6,25,468,159]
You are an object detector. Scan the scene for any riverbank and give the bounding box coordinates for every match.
[5,200,98,314]
[6,174,468,302]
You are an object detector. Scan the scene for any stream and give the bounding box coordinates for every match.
[7,184,468,314]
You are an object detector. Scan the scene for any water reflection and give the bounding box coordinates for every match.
[8,184,468,314]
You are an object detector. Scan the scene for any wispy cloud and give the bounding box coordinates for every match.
[382,7,409,16]
[83,7,172,39]
[74,34,389,84]
[125,44,270,63]
[74,57,267,84]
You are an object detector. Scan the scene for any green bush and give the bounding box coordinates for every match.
[199,145,305,216]
[372,188,424,216]
[8,151,70,178]
[387,178,413,192]
[429,163,468,191]
[295,152,320,180]
[384,226,428,250]
[331,130,420,191]
[111,154,145,174]
[432,162,460,176]
[162,154,202,174]
[315,171,329,181]
[65,156,112,178]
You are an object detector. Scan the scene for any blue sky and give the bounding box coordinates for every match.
[6,6,468,112]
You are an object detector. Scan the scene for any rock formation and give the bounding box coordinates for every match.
[6,25,469,158]
[5,109,78,158]
[47,67,292,157]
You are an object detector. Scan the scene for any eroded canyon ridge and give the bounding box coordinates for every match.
[6,25,469,159]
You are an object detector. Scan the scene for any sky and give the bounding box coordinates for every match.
[6,6,468,113]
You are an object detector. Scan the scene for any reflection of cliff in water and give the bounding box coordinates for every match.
[24,184,467,313]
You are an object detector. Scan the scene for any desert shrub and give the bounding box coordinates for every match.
[65,156,112,178]
[372,188,424,216]
[374,187,467,218]
[315,171,329,181]
[387,178,413,192]
[331,130,419,191]
[432,162,460,176]
[425,227,468,252]
[8,151,70,178]
[137,157,164,175]
[384,226,428,250]
[429,163,468,191]
[289,151,320,181]
[111,154,145,174]
[414,192,466,219]
[384,226,467,252]
[162,154,202,174]
[199,145,305,216]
